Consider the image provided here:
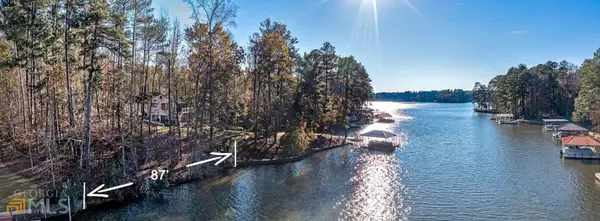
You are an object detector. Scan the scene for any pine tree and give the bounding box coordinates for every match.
[81,0,126,174]
[574,48,600,130]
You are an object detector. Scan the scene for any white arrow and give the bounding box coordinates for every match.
[186,152,233,168]
[86,182,133,198]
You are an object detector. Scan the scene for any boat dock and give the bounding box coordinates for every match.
[553,123,589,141]
[542,119,569,131]
[495,114,517,124]
[374,112,395,123]
[358,130,400,152]
[560,136,600,159]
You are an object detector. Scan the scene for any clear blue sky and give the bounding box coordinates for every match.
[153,0,600,92]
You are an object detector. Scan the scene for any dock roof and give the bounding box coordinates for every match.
[496,114,514,117]
[542,119,569,123]
[557,123,588,132]
[376,112,393,118]
[361,130,398,138]
[562,136,600,147]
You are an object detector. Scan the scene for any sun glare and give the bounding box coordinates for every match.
[347,0,422,53]
[366,0,379,42]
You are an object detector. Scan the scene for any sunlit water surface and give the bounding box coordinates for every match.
[75,102,600,220]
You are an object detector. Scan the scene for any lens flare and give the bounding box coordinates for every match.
[347,0,422,53]
[402,0,422,16]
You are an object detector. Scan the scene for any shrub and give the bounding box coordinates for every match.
[280,121,311,155]
[61,180,80,210]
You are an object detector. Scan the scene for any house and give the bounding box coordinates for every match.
[147,94,189,125]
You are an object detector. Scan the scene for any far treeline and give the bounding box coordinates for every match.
[472,49,600,130]
[373,89,472,103]
[0,0,373,197]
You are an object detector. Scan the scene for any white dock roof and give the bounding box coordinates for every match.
[542,119,569,123]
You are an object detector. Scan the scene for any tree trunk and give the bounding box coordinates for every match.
[167,59,172,134]
[193,71,200,138]
[208,47,214,151]
[149,56,158,135]
[140,41,148,136]
[79,34,88,170]
[29,0,38,131]
[253,59,260,151]
[84,26,98,175]
[15,45,28,134]
[64,0,75,128]
[52,85,59,141]
[118,100,125,176]
[129,1,138,134]
[267,67,273,141]
[95,88,101,123]
[343,69,350,141]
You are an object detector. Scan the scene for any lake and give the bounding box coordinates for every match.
[75,102,600,221]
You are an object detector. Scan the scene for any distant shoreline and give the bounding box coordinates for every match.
[373,89,472,103]
[372,100,472,104]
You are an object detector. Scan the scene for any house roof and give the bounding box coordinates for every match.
[361,130,398,138]
[557,123,588,132]
[562,136,600,147]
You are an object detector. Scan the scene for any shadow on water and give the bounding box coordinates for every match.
[563,159,600,165]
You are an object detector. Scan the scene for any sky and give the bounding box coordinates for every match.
[152,0,600,92]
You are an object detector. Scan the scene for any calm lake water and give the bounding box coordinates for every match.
[76,102,600,221]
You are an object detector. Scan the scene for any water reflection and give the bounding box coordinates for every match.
[359,101,415,147]
[340,102,413,220]
[362,102,418,133]
[340,151,408,220]
[231,170,260,221]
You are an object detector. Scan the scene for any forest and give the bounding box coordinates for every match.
[373,89,472,103]
[472,50,600,131]
[0,0,373,203]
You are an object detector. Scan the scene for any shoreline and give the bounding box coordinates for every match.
[473,110,551,126]
[473,108,498,114]
[47,140,354,220]
[372,100,472,104]
[236,143,351,167]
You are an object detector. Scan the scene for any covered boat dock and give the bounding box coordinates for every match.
[360,130,400,152]
[375,112,394,123]
[560,136,600,159]
[553,123,589,140]
[495,114,516,124]
[542,119,569,131]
